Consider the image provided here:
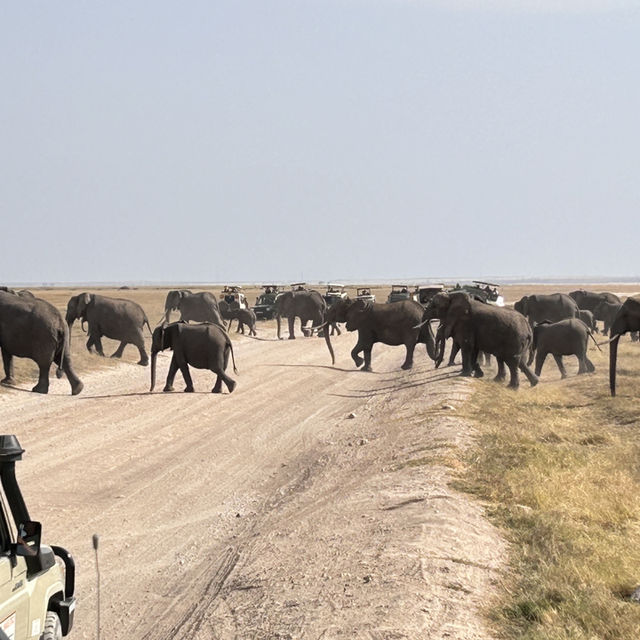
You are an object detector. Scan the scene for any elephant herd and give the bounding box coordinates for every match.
[316,288,640,394]
[0,284,638,397]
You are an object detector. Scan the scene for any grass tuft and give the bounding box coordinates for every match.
[457,338,640,639]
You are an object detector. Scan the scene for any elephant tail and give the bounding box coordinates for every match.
[587,329,602,352]
[227,336,238,375]
[143,316,153,335]
[55,329,66,379]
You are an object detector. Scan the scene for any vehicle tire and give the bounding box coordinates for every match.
[41,611,62,640]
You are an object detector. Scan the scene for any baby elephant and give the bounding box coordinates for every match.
[150,322,237,393]
[229,308,257,336]
[533,318,596,378]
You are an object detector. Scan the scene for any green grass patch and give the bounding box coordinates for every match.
[457,339,640,639]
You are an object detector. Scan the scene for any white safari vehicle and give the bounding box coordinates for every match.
[0,435,75,640]
[356,287,375,303]
[219,286,248,310]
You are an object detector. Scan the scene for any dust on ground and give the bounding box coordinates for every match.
[1,322,504,639]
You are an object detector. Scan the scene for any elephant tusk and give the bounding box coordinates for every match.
[311,321,329,331]
[413,319,429,330]
[597,334,620,347]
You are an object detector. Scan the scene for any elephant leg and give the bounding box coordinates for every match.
[251,323,257,336]
[32,363,50,394]
[179,360,195,392]
[362,346,373,372]
[459,346,474,377]
[111,341,126,358]
[506,357,520,389]
[351,341,365,368]
[92,335,106,357]
[1,350,15,385]
[493,358,506,382]
[163,355,179,392]
[469,346,483,377]
[518,357,539,387]
[85,335,94,353]
[288,316,296,340]
[61,346,83,395]
[133,336,149,366]
[584,355,595,373]
[535,351,547,377]
[447,342,459,367]
[212,370,236,393]
[401,341,416,370]
[553,354,568,378]
[632,331,639,342]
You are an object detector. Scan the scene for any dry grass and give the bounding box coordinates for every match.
[456,338,640,639]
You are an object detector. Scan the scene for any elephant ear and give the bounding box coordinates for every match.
[346,299,368,330]
[448,291,471,316]
[82,292,92,305]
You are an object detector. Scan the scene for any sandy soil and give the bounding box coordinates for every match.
[0,327,505,640]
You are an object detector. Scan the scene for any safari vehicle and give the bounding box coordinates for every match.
[386,284,416,304]
[252,285,281,320]
[0,435,75,640]
[220,286,248,310]
[453,281,504,307]
[290,282,307,292]
[324,284,348,307]
[356,287,375,303]
[414,284,445,307]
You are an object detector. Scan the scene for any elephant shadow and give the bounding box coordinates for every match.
[259,363,382,374]
[328,370,461,398]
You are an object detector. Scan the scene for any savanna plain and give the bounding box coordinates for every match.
[3,283,640,639]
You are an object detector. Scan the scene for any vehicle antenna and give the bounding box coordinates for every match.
[93,533,101,640]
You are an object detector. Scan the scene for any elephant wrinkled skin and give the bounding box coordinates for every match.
[66,293,151,365]
[274,290,326,340]
[164,290,224,327]
[0,290,83,395]
[608,297,640,396]
[532,319,596,379]
[423,291,538,389]
[150,322,237,394]
[321,298,436,372]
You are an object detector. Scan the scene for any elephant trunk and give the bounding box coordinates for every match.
[609,334,620,397]
[150,351,158,392]
[324,322,335,365]
[421,321,437,361]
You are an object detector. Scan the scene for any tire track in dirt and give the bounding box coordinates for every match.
[0,331,504,639]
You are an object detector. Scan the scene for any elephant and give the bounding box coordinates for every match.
[219,301,257,336]
[150,321,237,394]
[66,293,151,365]
[513,294,579,327]
[593,301,622,336]
[569,290,621,312]
[0,291,83,395]
[532,319,596,378]
[319,297,436,371]
[433,323,490,369]
[577,309,597,333]
[274,290,327,340]
[0,287,34,298]
[422,291,538,389]
[164,290,224,327]
[608,297,640,396]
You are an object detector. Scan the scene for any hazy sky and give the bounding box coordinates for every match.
[2,1,639,284]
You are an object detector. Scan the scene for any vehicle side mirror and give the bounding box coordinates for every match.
[14,520,42,557]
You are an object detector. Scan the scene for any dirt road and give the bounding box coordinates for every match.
[0,330,504,639]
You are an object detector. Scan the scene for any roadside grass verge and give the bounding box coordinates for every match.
[457,339,640,639]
